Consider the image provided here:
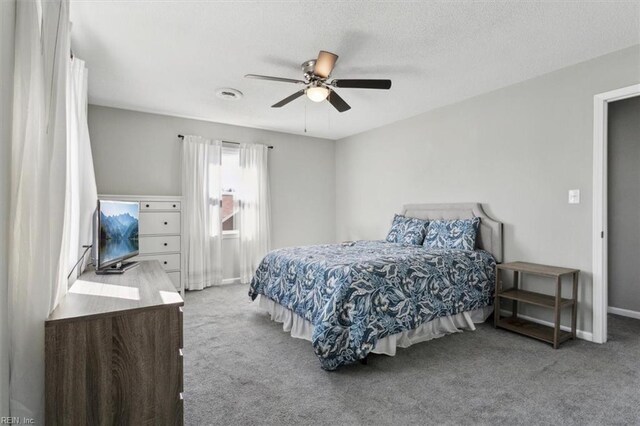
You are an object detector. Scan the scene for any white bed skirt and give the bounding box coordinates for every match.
[254,295,493,356]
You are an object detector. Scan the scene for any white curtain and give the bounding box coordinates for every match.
[65,57,98,283]
[182,135,223,290]
[9,0,70,421]
[0,0,16,418]
[238,144,271,284]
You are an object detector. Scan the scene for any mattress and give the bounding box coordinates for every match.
[249,240,496,370]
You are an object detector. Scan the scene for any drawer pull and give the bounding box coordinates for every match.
[173,204,177,208]
[164,221,168,225]
[164,261,168,265]
[164,243,168,246]
[145,204,149,207]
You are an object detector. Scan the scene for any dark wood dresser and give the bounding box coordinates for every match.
[45,261,184,425]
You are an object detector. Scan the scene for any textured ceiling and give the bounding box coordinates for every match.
[70,1,640,140]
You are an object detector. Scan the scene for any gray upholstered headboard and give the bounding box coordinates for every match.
[401,203,503,263]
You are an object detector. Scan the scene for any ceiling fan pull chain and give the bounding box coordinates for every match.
[304,102,307,133]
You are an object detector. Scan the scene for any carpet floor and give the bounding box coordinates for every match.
[184,284,640,425]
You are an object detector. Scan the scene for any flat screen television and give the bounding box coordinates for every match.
[95,200,140,273]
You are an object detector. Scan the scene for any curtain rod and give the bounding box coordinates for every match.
[177,134,273,149]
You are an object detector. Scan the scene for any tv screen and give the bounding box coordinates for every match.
[98,200,139,268]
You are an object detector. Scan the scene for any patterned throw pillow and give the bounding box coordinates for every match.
[423,217,481,251]
[385,214,429,245]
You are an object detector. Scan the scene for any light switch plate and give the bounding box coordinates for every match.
[568,189,580,204]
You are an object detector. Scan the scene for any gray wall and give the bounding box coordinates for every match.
[88,105,337,250]
[335,45,640,334]
[0,0,14,416]
[608,95,640,312]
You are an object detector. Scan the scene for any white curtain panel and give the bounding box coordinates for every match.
[238,143,271,284]
[8,0,70,421]
[65,57,98,284]
[182,136,223,290]
[0,0,15,418]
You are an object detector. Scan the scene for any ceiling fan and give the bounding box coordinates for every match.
[245,50,392,112]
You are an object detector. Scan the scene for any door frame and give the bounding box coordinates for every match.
[592,84,640,344]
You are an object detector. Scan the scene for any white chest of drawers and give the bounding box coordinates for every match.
[99,195,184,295]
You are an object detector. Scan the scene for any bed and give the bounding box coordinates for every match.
[249,203,503,370]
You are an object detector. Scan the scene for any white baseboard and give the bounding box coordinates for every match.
[608,306,640,320]
[221,278,242,285]
[499,309,593,342]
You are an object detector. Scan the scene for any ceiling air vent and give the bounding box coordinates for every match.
[215,88,243,100]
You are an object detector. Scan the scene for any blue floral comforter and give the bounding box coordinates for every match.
[249,240,496,370]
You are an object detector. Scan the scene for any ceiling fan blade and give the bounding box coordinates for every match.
[245,74,305,84]
[314,51,338,78]
[331,79,392,89]
[271,89,306,108]
[327,89,351,113]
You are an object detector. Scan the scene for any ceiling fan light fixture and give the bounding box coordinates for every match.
[314,50,338,78]
[306,86,329,102]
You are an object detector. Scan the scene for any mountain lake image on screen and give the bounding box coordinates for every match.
[98,200,139,267]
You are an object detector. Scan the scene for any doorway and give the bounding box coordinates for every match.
[592,84,640,344]
[607,95,640,337]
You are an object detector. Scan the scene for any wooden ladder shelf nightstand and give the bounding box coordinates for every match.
[494,261,579,348]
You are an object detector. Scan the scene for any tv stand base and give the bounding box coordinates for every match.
[95,261,139,275]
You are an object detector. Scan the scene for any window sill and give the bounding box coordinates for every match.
[222,231,239,239]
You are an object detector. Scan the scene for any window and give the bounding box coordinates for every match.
[221,147,240,233]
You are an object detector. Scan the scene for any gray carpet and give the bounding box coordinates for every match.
[184,284,640,425]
